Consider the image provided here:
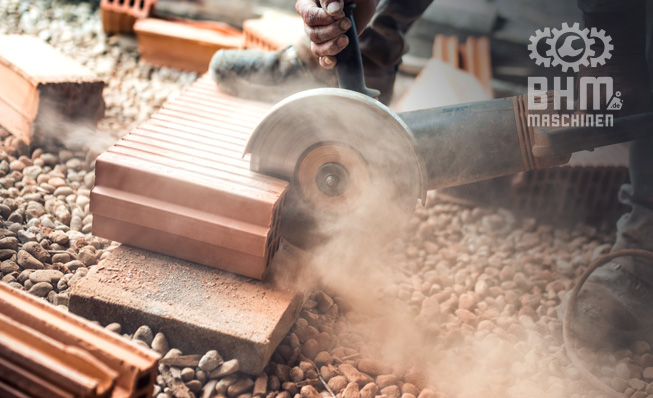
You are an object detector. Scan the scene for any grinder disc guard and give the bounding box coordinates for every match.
[246,89,424,248]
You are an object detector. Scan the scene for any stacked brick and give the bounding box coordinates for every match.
[90,75,288,280]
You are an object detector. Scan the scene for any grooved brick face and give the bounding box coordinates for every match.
[90,74,289,280]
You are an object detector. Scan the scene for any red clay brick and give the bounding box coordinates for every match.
[0,35,105,144]
[90,75,288,280]
[100,0,155,33]
[134,18,244,73]
[0,282,159,398]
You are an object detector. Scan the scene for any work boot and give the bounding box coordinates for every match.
[209,42,337,103]
[561,254,653,348]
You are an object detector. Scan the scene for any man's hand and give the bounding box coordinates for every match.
[295,0,378,69]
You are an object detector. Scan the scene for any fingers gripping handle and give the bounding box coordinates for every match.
[335,3,380,98]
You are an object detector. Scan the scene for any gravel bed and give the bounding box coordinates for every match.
[1,1,652,398]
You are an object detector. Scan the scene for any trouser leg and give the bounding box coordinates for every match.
[359,0,434,103]
[578,0,653,280]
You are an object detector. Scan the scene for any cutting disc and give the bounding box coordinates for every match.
[246,88,425,248]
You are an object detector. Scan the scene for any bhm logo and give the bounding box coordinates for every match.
[527,23,619,127]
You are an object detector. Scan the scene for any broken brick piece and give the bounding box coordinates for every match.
[0,35,105,144]
[90,75,287,280]
[69,245,303,375]
[243,12,304,51]
[134,18,244,73]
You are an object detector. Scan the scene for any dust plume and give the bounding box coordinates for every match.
[34,98,116,155]
[265,103,616,398]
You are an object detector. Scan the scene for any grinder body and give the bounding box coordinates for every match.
[399,96,567,193]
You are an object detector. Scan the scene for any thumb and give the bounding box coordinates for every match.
[319,0,344,16]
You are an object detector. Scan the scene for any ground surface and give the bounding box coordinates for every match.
[1,1,652,398]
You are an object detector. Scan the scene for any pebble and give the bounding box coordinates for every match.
[29,281,53,297]
[133,325,154,346]
[301,339,319,359]
[0,260,18,274]
[209,359,239,378]
[300,385,321,398]
[327,375,347,392]
[22,241,51,263]
[151,332,169,355]
[216,376,239,395]
[49,230,69,245]
[65,260,85,272]
[342,382,361,398]
[360,383,378,398]
[357,359,391,376]
[187,379,203,394]
[16,250,44,269]
[228,379,254,397]
[375,375,397,389]
[0,237,18,251]
[199,350,223,372]
[643,367,653,379]
[29,269,64,284]
[381,386,401,398]
[180,367,195,382]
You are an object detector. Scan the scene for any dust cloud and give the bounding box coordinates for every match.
[35,100,116,155]
[265,104,611,398]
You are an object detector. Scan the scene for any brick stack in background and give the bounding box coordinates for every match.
[242,12,304,51]
[134,18,244,72]
[0,35,105,145]
[398,34,494,111]
[100,0,156,34]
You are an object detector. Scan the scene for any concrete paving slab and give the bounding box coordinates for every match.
[69,245,303,375]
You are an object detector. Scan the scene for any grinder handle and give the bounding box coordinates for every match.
[334,3,380,98]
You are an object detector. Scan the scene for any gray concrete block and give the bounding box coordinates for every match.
[69,245,303,374]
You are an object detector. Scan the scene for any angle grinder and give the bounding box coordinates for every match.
[245,3,653,248]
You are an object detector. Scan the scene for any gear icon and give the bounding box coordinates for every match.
[528,27,552,67]
[590,27,614,67]
[545,22,595,73]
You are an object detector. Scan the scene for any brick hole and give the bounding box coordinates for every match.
[118,0,124,5]
[136,373,151,390]
[139,0,145,9]
[129,0,135,6]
